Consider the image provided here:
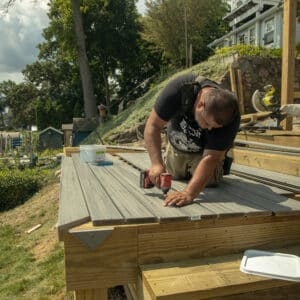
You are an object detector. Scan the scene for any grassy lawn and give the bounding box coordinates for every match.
[0,180,73,300]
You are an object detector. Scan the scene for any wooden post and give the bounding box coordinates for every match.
[281,0,297,130]
[237,68,245,115]
[229,64,238,96]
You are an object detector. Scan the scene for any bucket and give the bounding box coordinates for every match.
[80,145,106,163]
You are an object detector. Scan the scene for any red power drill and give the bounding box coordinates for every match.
[140,170,172,195]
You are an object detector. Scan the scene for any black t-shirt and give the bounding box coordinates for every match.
[154,73,240,153]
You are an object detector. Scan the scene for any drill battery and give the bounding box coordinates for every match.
[140,170,154,188]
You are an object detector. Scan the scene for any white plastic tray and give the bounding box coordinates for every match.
[240,249,300,282]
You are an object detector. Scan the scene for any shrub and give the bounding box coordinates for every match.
[0,169,52,211]
[214,45,282,58]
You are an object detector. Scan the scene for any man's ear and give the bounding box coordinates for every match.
[196,98,205,109]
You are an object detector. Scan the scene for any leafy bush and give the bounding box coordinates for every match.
[0,169,52,211]
[214,45,282,58]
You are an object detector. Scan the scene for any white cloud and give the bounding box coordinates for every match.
[137,0,146,15]
[0,0,49,83]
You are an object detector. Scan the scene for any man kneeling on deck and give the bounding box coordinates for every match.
[144,73,240,207]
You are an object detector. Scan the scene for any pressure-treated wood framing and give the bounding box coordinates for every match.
[236,68,245,115]
[139,245,300,300]
[64,225,138,291]
[231,147,300,176]
[63,145,146,157]
[229,64,237,96]
[59,151,300,298]
[281,0,297,130]
[64,216,300,292]
[236,130,300,148]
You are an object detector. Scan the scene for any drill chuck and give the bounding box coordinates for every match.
[160,173,172,194]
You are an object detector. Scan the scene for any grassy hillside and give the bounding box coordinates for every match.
[84,54,231,145]
[0,180,72,300]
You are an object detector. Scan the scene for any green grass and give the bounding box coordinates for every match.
[0,181,72,300]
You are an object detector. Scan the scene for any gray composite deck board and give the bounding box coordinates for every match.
[89,162,157,224]
[116,152,300,216]
[108,156,191,222]
[117,152,151,170]
[116,152,294,195]
[117,153,271,218]
[171,179,270,218]
[58,157,90,230]
[231,163,300,193]
[59,152,300,229]
[222,176,300,216]
[72,154,124,225]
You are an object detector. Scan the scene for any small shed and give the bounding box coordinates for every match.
[72,118,98,146]
[39,126,63,150]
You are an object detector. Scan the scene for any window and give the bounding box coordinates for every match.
[265,17,275,33]
[249,27,255,44]
[263,17,275,45]
[238,33,248,44]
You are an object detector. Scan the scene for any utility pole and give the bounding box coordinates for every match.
[184,6,188,68]
[189,43,193,67]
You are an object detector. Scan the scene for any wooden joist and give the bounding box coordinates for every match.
[236,130,300,148]
[63,145,145,157]
[139,245,300,300]
[231,147,300,176]
[240,112,271,123]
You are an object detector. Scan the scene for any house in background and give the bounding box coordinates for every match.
[209,0,300,49]
[39,127,63,151]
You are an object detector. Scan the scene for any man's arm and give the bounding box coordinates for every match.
[163,149,225,206]
[144,109,167,186]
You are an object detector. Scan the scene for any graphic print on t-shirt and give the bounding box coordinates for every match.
[168,117,203,152]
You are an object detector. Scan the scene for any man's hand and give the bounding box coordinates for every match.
[149,164,165,187]
[163,191,194,207]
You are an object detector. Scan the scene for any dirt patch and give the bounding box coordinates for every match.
[0,180,60,261]
[32,227,57,260]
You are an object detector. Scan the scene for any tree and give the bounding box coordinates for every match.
[23,57,83,124]
[2,0,166,123]
[0,89,7,128]
[71,0,97,118]
[39,0,163,109]
[142,0,229,67]
[1,0,97,119]
[0,81,39,128]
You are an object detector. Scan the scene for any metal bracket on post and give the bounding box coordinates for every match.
[69,227,114,251]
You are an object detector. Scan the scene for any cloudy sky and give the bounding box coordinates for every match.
[0,0,49,83]
[0,0,146,84]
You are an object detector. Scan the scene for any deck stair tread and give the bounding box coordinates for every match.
[140,245,300,300]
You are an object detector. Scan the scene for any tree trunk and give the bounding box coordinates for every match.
[102,69,110,108]
[71,0,97,118]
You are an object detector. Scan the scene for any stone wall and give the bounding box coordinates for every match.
[219,56,300,114]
